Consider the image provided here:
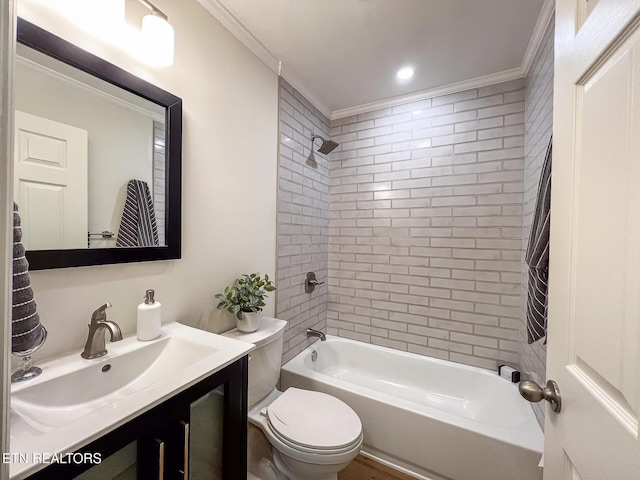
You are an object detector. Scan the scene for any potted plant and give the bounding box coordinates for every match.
[215,273,276,332]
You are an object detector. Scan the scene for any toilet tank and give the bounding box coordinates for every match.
[222,317,287,407]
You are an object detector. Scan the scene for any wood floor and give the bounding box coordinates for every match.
[338,455,418,480]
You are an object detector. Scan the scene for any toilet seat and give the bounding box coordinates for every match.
[249,388,363,468]
[266,388,362,453]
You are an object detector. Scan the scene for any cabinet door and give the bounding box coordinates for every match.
[188,385,225,479]
[26,403,169,480]
[73,441,140,480]
[168,357,248,480]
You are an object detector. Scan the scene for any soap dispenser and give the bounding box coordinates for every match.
[137,289,161,341]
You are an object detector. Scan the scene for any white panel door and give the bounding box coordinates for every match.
[14,111,88,250]
[547,1,640,478]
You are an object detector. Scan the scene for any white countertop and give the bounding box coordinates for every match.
[9,322,253,479]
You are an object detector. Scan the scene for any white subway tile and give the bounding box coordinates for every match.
[478,124,525,140]
[410,186,454,198]
[452,183,502,195]
[451,331,498,348]
[412,104,455,119]
[504,136,525,148]
[360,144,394,156]
[432,132,478,147]
[375,209,411,218]
[432,110,478,127]
[453,161,502,175]
[431,174,478,187]
[455,116,504,133]
[454,138,503,154]
[454,94,503,112]
[431,153,478,166]
[451,270,499,283]
[358,125,393,139]
[504,112,525,125]
[392,99,433,114]
[411,125,455,139]
[375,112,413,127]
[392,118,433,133]
[341,119,375,133]
[375,132,413,145]
[358,108,392,121]
[432,89,478,107]
[340,138,375,151]
[372,336,408,350]
[477,102,525,119]
[477,79,525,97]
[430,196,477,207]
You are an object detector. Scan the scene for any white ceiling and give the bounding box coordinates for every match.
[208,0,547,118]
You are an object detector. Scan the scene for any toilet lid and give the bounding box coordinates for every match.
[267,388,362,450]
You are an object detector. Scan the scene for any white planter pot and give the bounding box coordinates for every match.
[237,311,261,333]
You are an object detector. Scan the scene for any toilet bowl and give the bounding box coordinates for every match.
[223,317,362,480]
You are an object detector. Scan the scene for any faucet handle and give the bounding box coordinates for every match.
[90,302,112,324]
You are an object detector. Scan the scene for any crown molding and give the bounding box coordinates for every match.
[521,0,555,76]
[330,67,525,120]
[194,0,281,74]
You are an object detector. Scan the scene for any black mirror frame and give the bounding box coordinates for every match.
[16,18,182,270]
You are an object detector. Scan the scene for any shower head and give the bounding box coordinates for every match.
[311,133,339,155]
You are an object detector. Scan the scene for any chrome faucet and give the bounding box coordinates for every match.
[81,303,123,359]
[307,328,326,341]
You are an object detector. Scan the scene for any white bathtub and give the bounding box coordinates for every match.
[280,336,543,480]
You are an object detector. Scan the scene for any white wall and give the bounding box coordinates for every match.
[16,0,279,361]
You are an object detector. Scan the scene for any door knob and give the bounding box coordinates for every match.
[519,379,562,413]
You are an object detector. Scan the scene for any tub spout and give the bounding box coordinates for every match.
[307,328,326,341]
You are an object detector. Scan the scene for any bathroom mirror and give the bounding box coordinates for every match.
[15,18,182,269]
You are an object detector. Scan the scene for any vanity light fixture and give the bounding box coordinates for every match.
[137,0,174,66]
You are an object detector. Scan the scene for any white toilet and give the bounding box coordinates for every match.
[223,317,362,480]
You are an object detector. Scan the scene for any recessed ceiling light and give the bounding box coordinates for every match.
[397,66,414,80]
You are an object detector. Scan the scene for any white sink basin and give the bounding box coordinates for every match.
[13,332,216,431]
[10,322,254,480]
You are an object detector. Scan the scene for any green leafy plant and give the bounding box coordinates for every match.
[215,273,276,321]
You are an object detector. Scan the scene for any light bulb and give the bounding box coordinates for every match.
[142,13,174,67]
[396,67,414,80]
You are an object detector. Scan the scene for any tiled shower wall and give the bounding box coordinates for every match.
[153,121,166,246]
[520,17,554,428]
[277,78,330,363]
[327,81,526,370]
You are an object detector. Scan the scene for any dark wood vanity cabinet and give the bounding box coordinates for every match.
[26,356,248,480]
